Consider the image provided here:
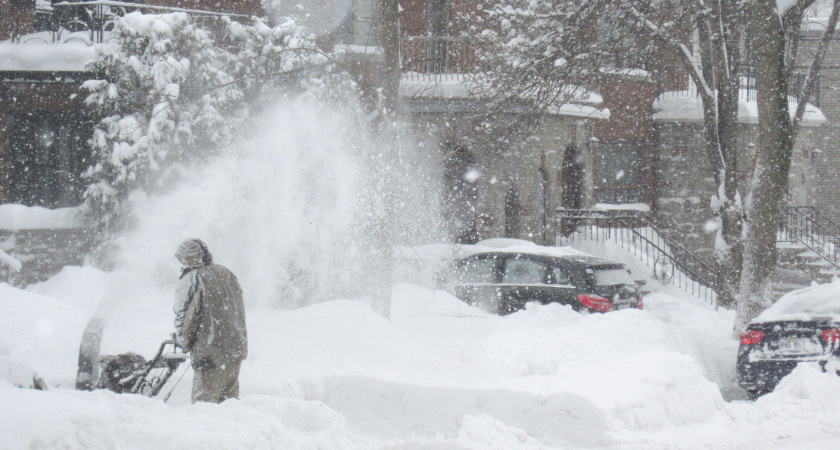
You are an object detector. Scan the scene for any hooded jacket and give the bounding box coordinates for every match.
[174,239,248,362]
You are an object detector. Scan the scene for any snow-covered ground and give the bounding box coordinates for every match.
[2,254,840,449]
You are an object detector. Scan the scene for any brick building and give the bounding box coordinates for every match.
[0,0,262,283]
[0,0,835,281]
[330,0,829,258]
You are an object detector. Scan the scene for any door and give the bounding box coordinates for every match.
[500,255,550,313]
[449,254,503,312]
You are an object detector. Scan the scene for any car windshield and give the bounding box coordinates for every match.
[593,268,634,286]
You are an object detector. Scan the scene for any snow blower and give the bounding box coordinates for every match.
[75,318,189,399]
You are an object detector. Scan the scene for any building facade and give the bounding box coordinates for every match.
[1,0,836,282]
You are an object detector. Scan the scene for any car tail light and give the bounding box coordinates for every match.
[637,294,644,310]
[821,328,840,344]
[739,330,765,345]
[577,294,612,312]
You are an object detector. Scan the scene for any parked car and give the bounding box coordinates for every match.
[438,251,643,315]
[737,282,840,400]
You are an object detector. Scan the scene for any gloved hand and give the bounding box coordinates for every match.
[174,332,188,350]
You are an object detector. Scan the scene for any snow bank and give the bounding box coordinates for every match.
[0,284,91,384]
[4,265,840,448]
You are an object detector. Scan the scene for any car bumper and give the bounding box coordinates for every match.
[737,357,826,391]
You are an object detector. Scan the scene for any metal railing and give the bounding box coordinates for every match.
[657,66,818,105]
[400,36,489,80]
[779,206,840,271]
[556,209,720,305]
[22,1,246,45]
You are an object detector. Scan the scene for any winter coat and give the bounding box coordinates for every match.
[174,239,248,364]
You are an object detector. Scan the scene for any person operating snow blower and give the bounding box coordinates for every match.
[174,238,248,403]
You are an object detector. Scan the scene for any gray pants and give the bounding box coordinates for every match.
[192,358,242,403]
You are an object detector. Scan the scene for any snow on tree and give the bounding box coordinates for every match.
[471,0,617,130]
[736,0,840,332]
[81,12,332,240]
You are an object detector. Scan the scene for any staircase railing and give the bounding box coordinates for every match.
[779,206,840,271]
[555,209,721,305]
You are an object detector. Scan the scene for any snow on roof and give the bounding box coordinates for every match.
[0,205,84,230]
[653,93,827,127]
[754,280,840,323]
[593,203,651,212]
[400,75,610,120]
[0,40,102,72]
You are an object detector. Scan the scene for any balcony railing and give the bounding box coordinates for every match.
[18,1,246,45]
[658,66,819,105]
[400,36,489,81]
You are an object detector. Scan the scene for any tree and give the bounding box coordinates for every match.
[82,12,329,241]
[365,0,400,319]
[619,0,747,308]
[477,0,747,305]
[735,0,840,331]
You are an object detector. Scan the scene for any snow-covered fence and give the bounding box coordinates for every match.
[556,209,720,306]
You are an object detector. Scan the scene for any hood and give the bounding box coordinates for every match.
[175,238,213,274]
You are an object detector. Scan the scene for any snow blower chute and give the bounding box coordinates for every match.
[75,318,189,399]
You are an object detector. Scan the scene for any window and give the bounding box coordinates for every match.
[458,257,497,284]
[9,112,92,208]
[548,267,571,285]
[593,268,635,287]
[594,141,642,204]
[503,258,547,284]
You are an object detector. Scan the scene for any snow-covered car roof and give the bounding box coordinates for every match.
[460,239,622,267]
[754,280,840,323]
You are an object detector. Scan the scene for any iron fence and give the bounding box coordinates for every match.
[556,209,720,305]
[400,36,489,80]
[22,1,245,44]
[657,66,818,106]
[779,206,840,270]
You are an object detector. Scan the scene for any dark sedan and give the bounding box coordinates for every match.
[438,251,642,315]
[737,283,840,399]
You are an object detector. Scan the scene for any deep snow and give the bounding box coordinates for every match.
[3,260,840,448]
